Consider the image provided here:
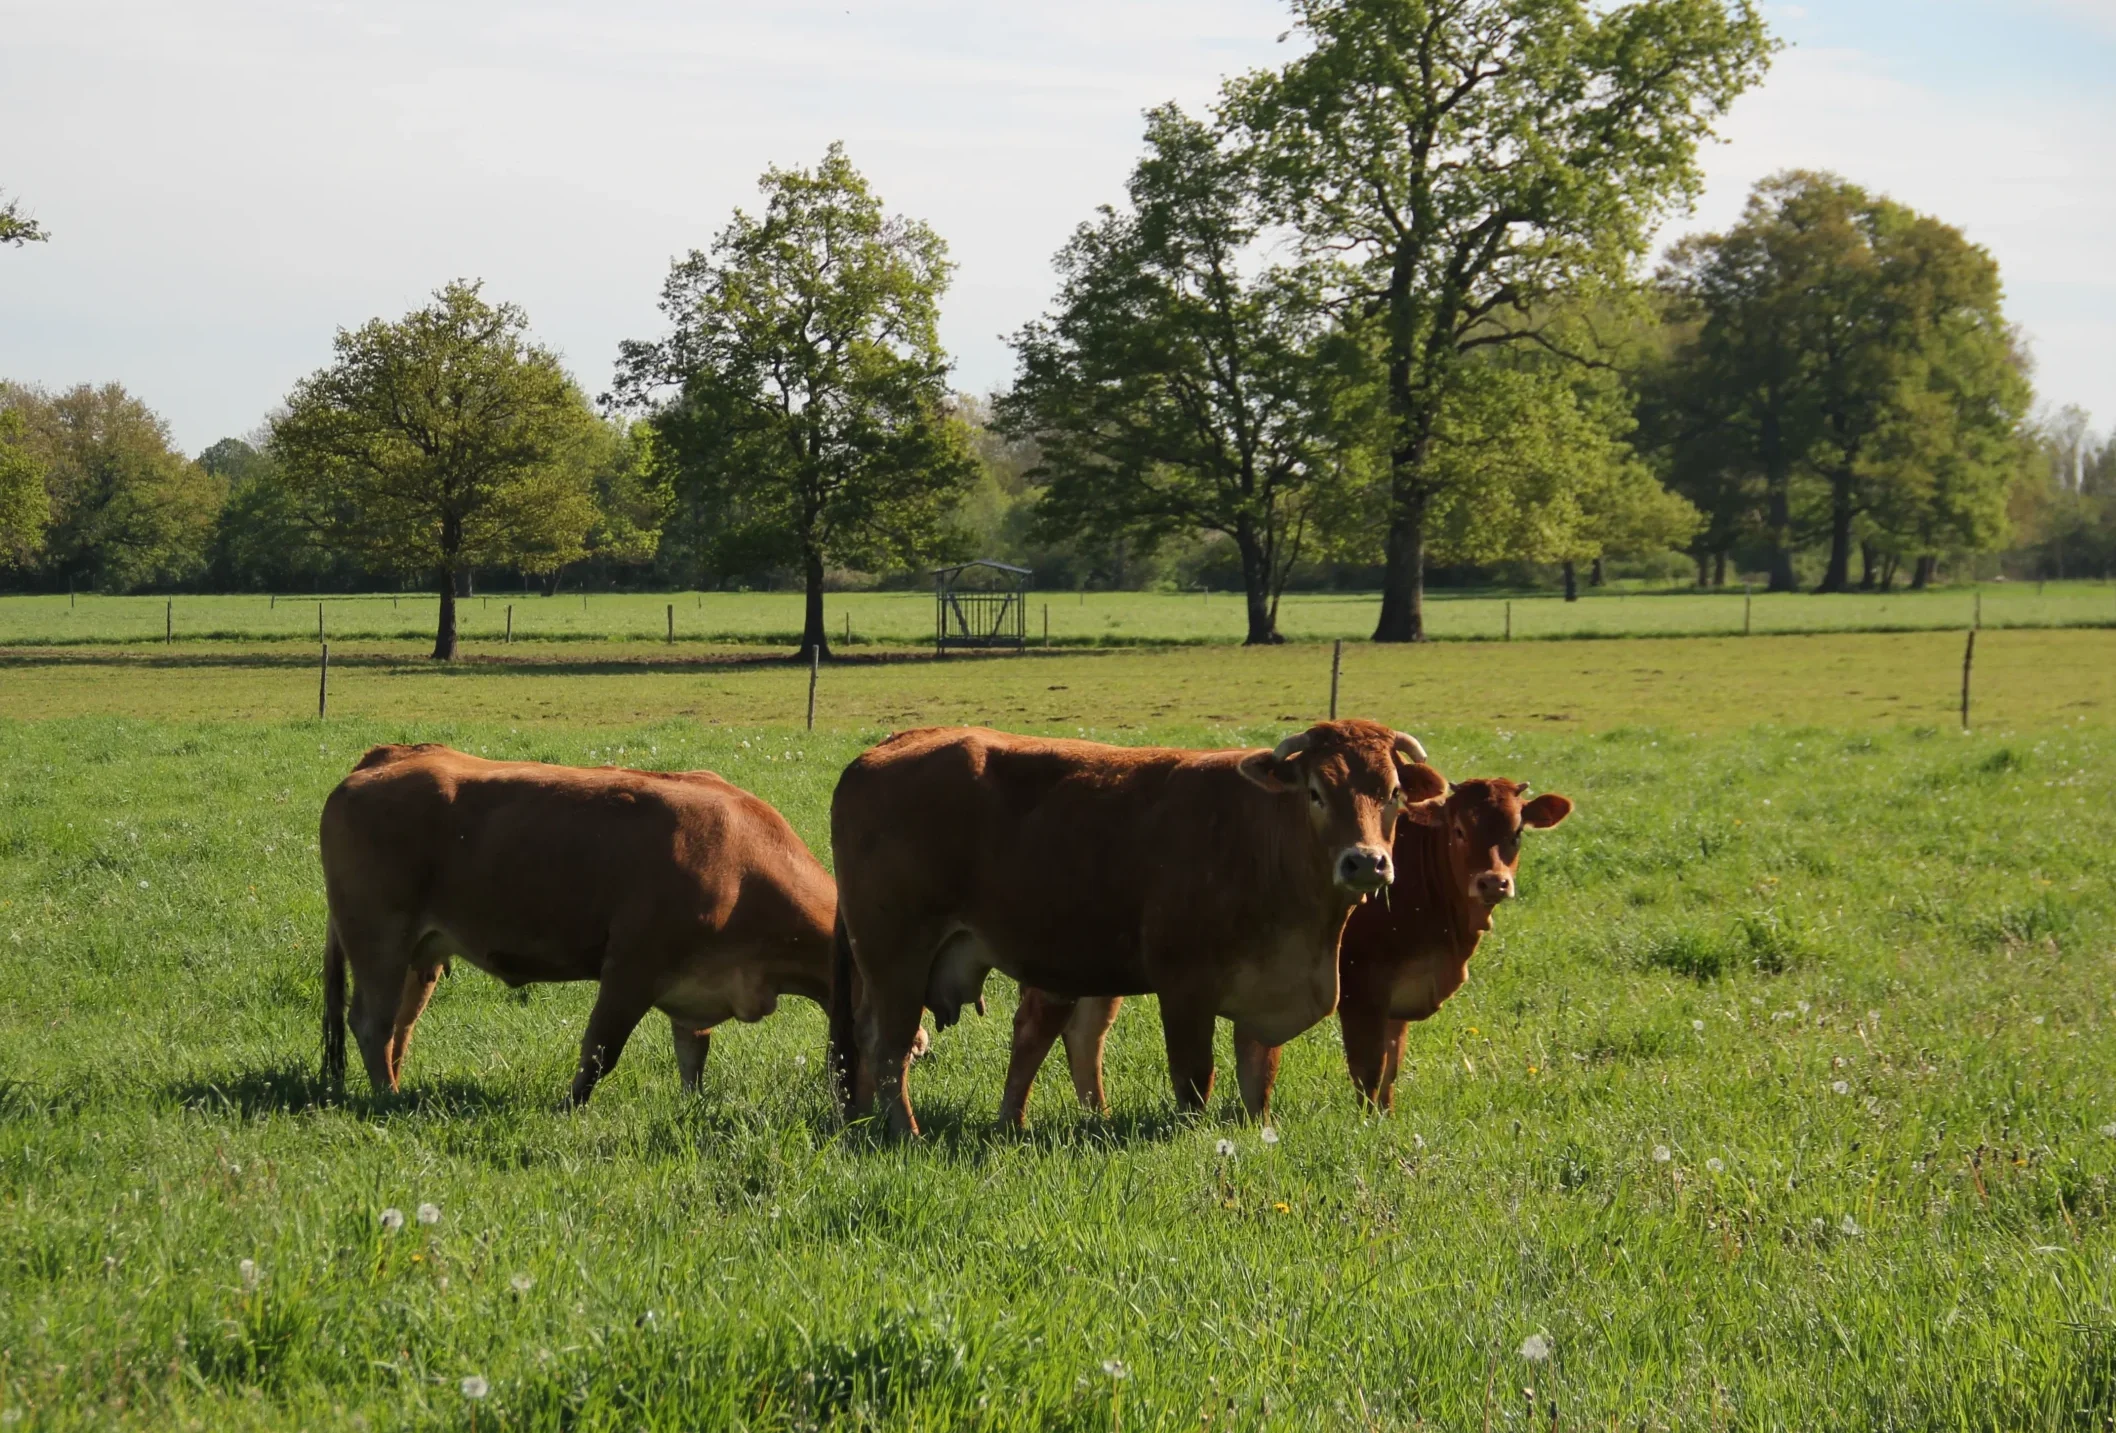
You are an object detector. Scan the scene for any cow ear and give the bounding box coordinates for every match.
[1521,793,1573,829]
[1396,761,1447,804]
[1238,750,1297,793]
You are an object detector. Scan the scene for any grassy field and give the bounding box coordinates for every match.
[1,636,2114,1429]
[2,580,2113,649]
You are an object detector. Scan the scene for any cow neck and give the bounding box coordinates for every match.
[1400,816,1493,961]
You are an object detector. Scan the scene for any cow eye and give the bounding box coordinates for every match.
[1309,786,1324,807]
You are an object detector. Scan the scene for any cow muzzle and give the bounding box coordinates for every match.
[1336,846,1394,893]
[1473,871,1515,905]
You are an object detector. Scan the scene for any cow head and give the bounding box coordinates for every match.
[1398,778,1572,907]
[1239,720,1447,895]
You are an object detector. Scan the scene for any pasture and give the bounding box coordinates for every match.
[2,580,2113,650]
[1,633,2114,1429]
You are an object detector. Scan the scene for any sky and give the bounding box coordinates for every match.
[2,0,2111,454]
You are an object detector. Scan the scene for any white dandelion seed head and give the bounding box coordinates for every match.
[138,880,149,889]
[238,1258,259,1289]
[1797,1000,1811,1015]
[1692,1019,1705,1032]
[2101,1123,2116,1139]
[460,1375,489,1400]
[1102,1359,1129,1380]
[1652,1145,1671,1163]
[379,1207,404,1231]
[1832,1080,1850,1095]
[794,1054,807,1068]
[1215,1138,1236,1157]
[1518,1333,1552,1362]
[1412,1133,1426,1150]
[1705,1157,1725,1174]
[417,1203,441,1225]
[510,1274,533,1294]
[1839,1214,1862,1236]
[1259,1127,1280,1146]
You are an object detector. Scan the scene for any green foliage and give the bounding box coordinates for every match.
[269,281,602,657]
[1225,0,1774,638]
[0,410,48,567]
[2011,407,2116,579]
[1655,172,2032,592]
[1003,106,1362,644]
[0,382,223,591]
[0,189,47,247]
[617,145,975,656]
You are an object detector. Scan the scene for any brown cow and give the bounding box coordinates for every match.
[828,720,1445,1135]
[320,744,839,1106]
[1000,777,1571,1123]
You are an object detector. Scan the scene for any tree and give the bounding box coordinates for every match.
[0,382,223,591]
[0,191,48,248]
[1659,172,2031,592]
[539,418,671,593]
[271,281,601,659]
[1001,107,1357,644]
[1225,0,1772,639]
[0,410,48,566]
[615,144,974,660]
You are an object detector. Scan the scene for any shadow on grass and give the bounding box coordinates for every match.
[164,1063,518,1120]
[0,645,1114,675]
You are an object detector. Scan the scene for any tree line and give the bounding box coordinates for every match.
[3,0,2102,657]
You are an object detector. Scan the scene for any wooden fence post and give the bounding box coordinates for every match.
[1960,628,1975,731]
[1743,584,1752,636]
[1973,589,1982,630]
[506,605,513,644]
[807,647,819,732]
[1329,639,1342,721]
[165,600,172,644]
[1044,604,1050,648]
[318,602,325,642]
[667,603,674,644]
[1504,601,1511,642]
[319,643,330,720]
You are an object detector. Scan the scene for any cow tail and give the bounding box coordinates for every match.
[827,911,858,1117]
[323,922,347,1091]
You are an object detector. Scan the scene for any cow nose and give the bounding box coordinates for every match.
[1337,847,1393,890]
[1474,872,1515,903]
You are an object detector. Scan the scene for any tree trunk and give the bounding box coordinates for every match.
[1859,542,1877,591]
[1695,552,1710,588]
[1910,554,1935,591]
[542,564,566,597]
[1816,472,1854,592]
[1561,561,1578,603]
[1234,520,1282,645]
[1713,551,1727,588]
[433,564,459,661]
[1880,554,1898,591]
[1761,408,1797,592]
[1588,556,1604,588]
[798,545,830,661]
[1371,506,1426,642]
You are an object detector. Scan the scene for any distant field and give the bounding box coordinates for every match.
[1,707,2113,1429]
[0,627,2108,732]
[2,580,2112,649]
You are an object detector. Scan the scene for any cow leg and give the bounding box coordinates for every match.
[1159,997,1217,1114]
[1061,996,1121,1115]
[336,919,415,1095]
[1232,1030,1282,1121]
[385,959,444,1087]
[999,987,1075,1128]
[858,980,928,1137]
[670,1019,712,1093]
[570,976,655,1108]
[1339,999,1390,1109]
[1375,1019,1411,1113]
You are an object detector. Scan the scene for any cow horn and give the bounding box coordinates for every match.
[1391,731,1429,764]
[1270,732,1312,763]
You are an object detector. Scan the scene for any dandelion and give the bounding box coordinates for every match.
[1273,1201,1290,1214]
[238,1258,259,1291]
[1832,1080,1850,1095]
[1412,1133,1425,1150]
[1215,1138,1236,1157]
[1259,1127,1280,1147]
[1518,1333,1551,1362]
[1797,1000,1811,1015]
[1652,1145,1671,1163]
[1839,1214,1863,1236]
[510,1274,534,1294]
[460,1375,489,1400]
[1102,1359,1129,1380]
[417,1203,441,1226]
[1705,1157,1725,1174]
[379,1207,405,1231]
[2101,1123,2116,1139]
[1692,1020,1705,1032]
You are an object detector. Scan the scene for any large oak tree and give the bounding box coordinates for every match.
[1226,0,1771,639]
[615,145,973,660]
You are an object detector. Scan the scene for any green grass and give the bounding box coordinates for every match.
[1,653,2114,1428]
[3,580,2114,649]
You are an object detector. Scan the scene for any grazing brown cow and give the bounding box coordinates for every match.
[320,744,838,1106]
[1000,777,1571,1123]
[828,720,1445,1135]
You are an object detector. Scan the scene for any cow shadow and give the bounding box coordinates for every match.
[824,1097,1194,1163]
[165,1064,517,1120]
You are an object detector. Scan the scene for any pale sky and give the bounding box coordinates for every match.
[3,0,2111,453]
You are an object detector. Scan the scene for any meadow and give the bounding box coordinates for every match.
[1,580,2113,650]
[1,631,2114,1429]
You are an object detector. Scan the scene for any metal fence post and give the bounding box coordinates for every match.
[1329,639,1342,721]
